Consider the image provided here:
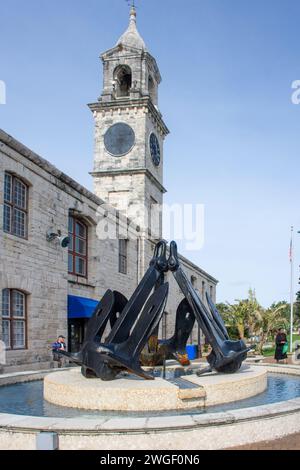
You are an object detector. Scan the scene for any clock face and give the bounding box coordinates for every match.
[150,133,161,167]
[104,123,135,157]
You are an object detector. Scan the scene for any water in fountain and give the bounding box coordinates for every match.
[0,373,299,419]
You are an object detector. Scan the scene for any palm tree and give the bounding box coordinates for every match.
[221,289,261,340]
[255,304,288,354]
[217,291,289,354]
[294,292,300,328]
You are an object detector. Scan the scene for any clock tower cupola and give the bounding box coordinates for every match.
[89,6,169,237]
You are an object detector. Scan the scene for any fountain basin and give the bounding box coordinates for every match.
[43,365,267,411]
[0,364,300,450]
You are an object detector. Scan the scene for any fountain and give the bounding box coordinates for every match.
[43,240,258,412]
[0,241,300,449]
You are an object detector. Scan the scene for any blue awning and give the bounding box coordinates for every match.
[68,295,99,320]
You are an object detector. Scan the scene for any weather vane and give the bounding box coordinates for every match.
[125,0,136,8]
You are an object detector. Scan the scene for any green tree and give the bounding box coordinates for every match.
[220,289,261,340]
[254,304,288,354]
[270,301,290,321]
[215,303,230,317]
[216,292,294,354]
[294,292,300,327]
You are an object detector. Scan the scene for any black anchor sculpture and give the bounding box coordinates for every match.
[59,240,249,380]
[168,241,250,374]
[59,241,169,380]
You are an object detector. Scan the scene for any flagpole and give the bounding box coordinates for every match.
[290,226,294,353]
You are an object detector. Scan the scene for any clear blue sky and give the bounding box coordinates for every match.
[1,0,300,307]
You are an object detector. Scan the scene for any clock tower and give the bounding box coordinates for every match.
[89,6,169,238]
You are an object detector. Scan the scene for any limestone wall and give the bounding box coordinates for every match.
[0,137,139,369]
[0,130,217,371]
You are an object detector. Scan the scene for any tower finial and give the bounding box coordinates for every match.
[118,0,145,49]
[125,0,136,19]
[129,0,136,20]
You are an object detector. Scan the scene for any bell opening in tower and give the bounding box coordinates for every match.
[114,65,132,97]
[148,75,156,103]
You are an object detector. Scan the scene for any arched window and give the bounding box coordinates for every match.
[3,172,28,239]
[148,75,156,102]
[68,216,88,277]
[114,65,132,97]
[2,289,27,350]
[201,281,206,300]
[119,239,128,275]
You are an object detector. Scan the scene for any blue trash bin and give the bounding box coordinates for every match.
[186,345,198,360]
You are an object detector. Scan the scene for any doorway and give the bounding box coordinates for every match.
[68,319,88,353]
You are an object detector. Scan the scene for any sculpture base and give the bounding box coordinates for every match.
[44,365,267,412]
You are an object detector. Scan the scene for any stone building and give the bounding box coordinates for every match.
[0,7,218,373]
